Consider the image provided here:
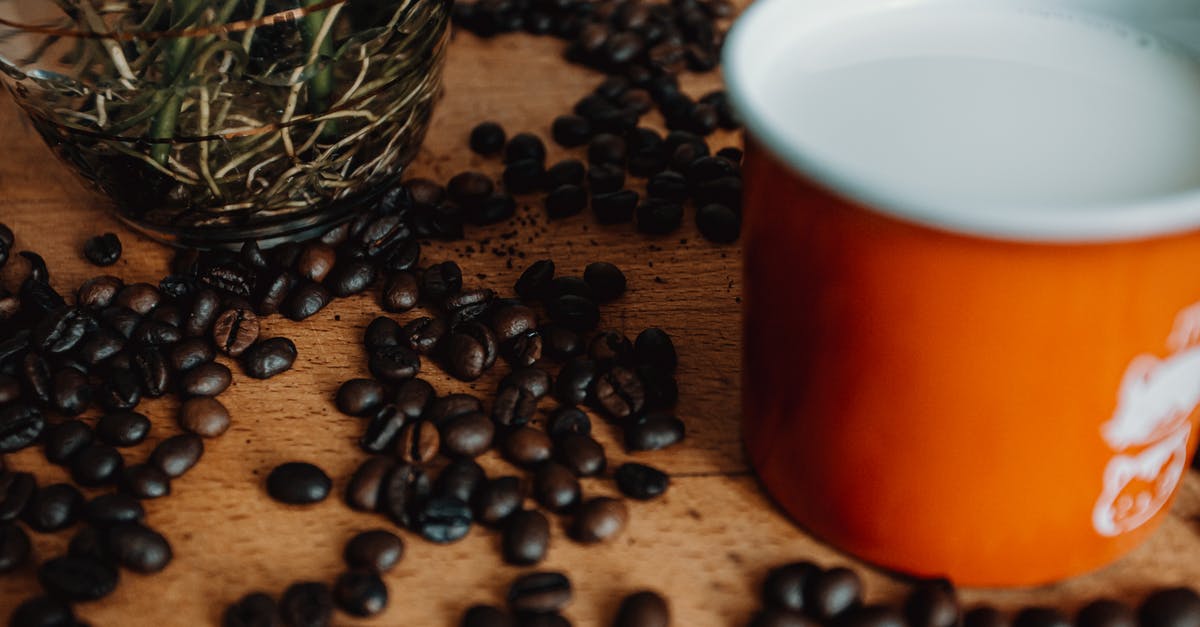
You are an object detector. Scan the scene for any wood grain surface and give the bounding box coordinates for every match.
[3,12,1200,627]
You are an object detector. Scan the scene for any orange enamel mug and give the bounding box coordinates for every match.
[725,0,1200,586]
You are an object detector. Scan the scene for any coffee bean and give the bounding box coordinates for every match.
[571,496,627,543]
[582,263,626,303]
[547,295,600,332]
[77,329,125,367]
[70,443,123,487]
[345,529,404,574]
[369,344,422,382]
[546,185,588,220]
[615,463,670,502]
[82,233,122,267]
[212,309,259,357]
[415,495,472,543]
[444,323,498,381]
[242,337,297,379]
[223,592,281,627]
[97,411,151,447]
[0,402,44,453]
[471,192,516,227]
[0,522,30,573]
[552,115,592,148]
[591,189,639,224]
[280,581,333,627]
[543,326,584,361]
[10,596,78,627]
[449,172,496,211]
[0,471,35,523]
[0,374,18,404]
[115,283,160,315]
[1013,608,1071,627]
[183,289,221,337]
[504,426,553,468]
[383,272,420,313]
[83,493,145,527]
[47,368,88,419]
[626,413,684,451]
[590,330,634,365]
[636,199,684,234]
[546,160,586,188]
[492,305,538,343]
[805,567,862,620]
[282,281,330,321]
[396,420,440,464]
[555,433,606,477]
[515,260,555,301]
[267,462,330,505]
[436,458,486,503]
[255,271,296,316]
[179,396,231,438]
[502,509,550,566]
[594,366,646,420]
[21,353,51,405]
[407,178,446,208]
[151,434,204,478]
[364,316,402,349]
[615,590,670,627]
[634,328,677,372]
[296,243,336,283]
[832,605,907,627]
[463,604,515,627]
[345,457,395,512]
[133,319,182,346]
[762,562,819,613]
[695,203,741,244]
[34,307,96,354]
[181,361,232,397]
[533,462,580,512]
[402,316,449,355]
[21,483,82,532]
[904,580,959,627]
[38,555,119,601]
[326,259,377,298]
[120,463,171,499]
[547,407,592,439]
[504,158,548,194]
[337,379,385,417]
[44,420,94,465]
[508,571,572,614]
[445,288,496,325]
[588,133,628,166]
[555,358,597,406]
[1079,600,1136,627]
[360,405,407,454]
[473,476,523,527]
[1140,589,1200,627]
[471,121,507,155]
[381,463,430,529]
[331,570,389,618]
[588,163,626,194]
[422,261,464,301]
[100,308,140,340]
[441,412,495,458]
[76,277,123,311]
[106,522,171,573]
[506,133,547,164]
[132,346,171,397]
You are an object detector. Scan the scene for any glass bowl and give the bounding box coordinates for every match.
[0,0,451,246]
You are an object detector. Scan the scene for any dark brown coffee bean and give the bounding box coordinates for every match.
[471,122,507,155]
[333,570,388,617]
[805,567,863,620]
[503,509,549,566]
[369,345,421,382]
[763,562,820,613]
[326,259,377,297]
[555,358,597,405]
[184,289,221,337]
[0,522,30,573]
[463,604,514,627]
[445,288,496,325]
[132,346,171,397]
[44,420,94,465]
[22,353,51,405]
[337,379,385,417]
[444,323,498,381]
[533,462,580,512]
[422,261,464,301]
[115,283,160,315]
[505,133,547,164]
[383,272,420,313]
[492,387,539,429]
[22,482,83,532]
[626,413,685,451]
[634,328,677,373]
[396,421,440,464]
[11,596,77,627]
[106,522,171,573]
[508,571,572,614]
[83,233,122,266]
[182,361,232,396]
[833,606,906,627]
[1078,600,1135,627]
[360,405,407,454]
[120,464,171,499]
[407,178,446,207]
[223,592,281,627]
[345,529,404,573]
[614,590,670,627]
[594,366,646,420]
[504,426,553,468]
[359,214,411,258]
[552,115,592,148]
[426,393,483,425]
[547,407,592,439]
[414,495,472,544]
[546,185,588,220]
[296,243,337,283]
[473,476,523,527]
[51,368,91,416]
[100,307,140,339]
[179,396,231,438]
[151,434,204,479]
[280,581,333,627]
[394,378,435,421]
[0,402,44,453]
[346,457,395,512]
[589,163,626,195]
[97,411,151,447]
[503,330,543,368]
[583,263,626,303]
[71,443,124,487]
[34,307,96,354]
[212,309,260,356]
[1139,589,1200,627]
[449,171,496,211]
[266,462,331,505]
[571,497,627,543]
[515,260,555,301]
[282,281,330,321]
[83,493,145,527]
[38,555,118,602]
[555,433,606,477]
[401,316,449,355]
[0,471,35,522]
[0,373,18,404]
[242,337,297,379]
[441,412,495,458]
[380,463,429,529]
[78,276,124,310]
[904,580,959,627]
[435,458,485,504]
[77,328,125,366]
[547,295,600,332]
[365,316,402,349]
[132,319,182,346]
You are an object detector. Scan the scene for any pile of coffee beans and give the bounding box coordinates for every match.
[459,570,671,626]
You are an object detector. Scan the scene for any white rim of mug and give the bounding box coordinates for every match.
[721,0,1200,244]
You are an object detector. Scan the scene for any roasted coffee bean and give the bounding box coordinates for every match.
[462,604,515,627]
[380,238,422,275]
[106,522,171,573]
[359,215,411,258]
[555,433,606,477]
[591,189,639,224]
[132,319,182,346]
[83,493,145,527]
[345,529,404,573]
[295,243,336,283]
[1013,608,1071,627]
[184,289,221,337]
[132,346,171,397]
[20,278,65,319]
[615,591,670,627]
[76,276,122,312]
[38,555,118,602]
[120,464,171,499]
[254,271,295,317]
[470,193,518,226]
[832,605,907,627]
[345,456,395,513]
[503,158,548,194]
[44,420,93,465]
[515,260,555,301]
[697,203,741,244]
[549,277,591,300]
[445,288,496,325]
[533,462,580,512]
[18,356,47,404]
[472,475,523,527]
[10,596,79,627]
[71,443,123,487]
[401,316,449,355]
[415,495,472,543]
[422,261,464,302]
[396,421,440,464]
[508,571,572,614]
[198,263,255,299]
[242,337,297,379]
[360,405,407,454]
[384,379,430,422]
[763,562,820,613]
[636,198,684,234]
[150,434,204,478]
[805,567,863,620]
[212,309,260,356]
[369,344,421,382]
[583,263,626,303]
[543,325,584,361]
[505,133,547,164]
[571,496,627,543]
[590,330,634,365]
[77,329,125,366]
[694,177,743,211]
[407,178,446,207]
[449,172,496,211]
[503,509,550,566]
[181,361,232,396]
[97,411,151,447]
[492,387,539,429]
[0,522,30,573]
[546,160,587,188]
[717,145,744,163]
[365,316,402,349]
[616,462,670,501]
[83,233,122,266]
[326,259,377,298]
[51,368,91,416]
[555,358,597,406]
[179,396,231,438]
[471,121,507,155]
[436,458,485,503]
[594,367,646,421]
[0,402,44,453]
[904,580,959,627]
[22,483,83,532]
[545,407,590,439]
[336,379,385,417]
[115,283,160,315]
[1078,599,1135,627]
[68,524,112,561]
[635,328,677,372]
[0,471,35,522]
[0,373,18,404]
[444,323,498,381]
[589,133,628,167]
[441,412,495,458]
[1139,589,1200,627]
[34,307,95,354]
[383,272,420,313]
[553,115,592,148]
[646,171,689,204]
[492,305,538,343]
[381,463,430,528]
[282,281,331,321]
[100,307,141,339]
[504,426,553,468]
[334,570,389,617]
[588,163,626,194]
[547,295,600,332]
[267,462,331,505]
[546,185,588,220]
[504,330,544,368]
[237,240,269,271]
[280,581,333,627]
[223,592,281,627]
[626,413,685,451]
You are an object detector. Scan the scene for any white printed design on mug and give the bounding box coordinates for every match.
[1093,303,1200,537]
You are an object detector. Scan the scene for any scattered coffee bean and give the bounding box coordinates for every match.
[212,308,260,356]
[345,529,404,574]
[588,163,626,194]
[473,476,523,527]
[1013,608,1071,627]
[0,522,30,573]
[555,433,606,477]
[449,172,496,211]
[441,412,495,458]
[383,272,420,313]
[346,456,395,512]
[614,590,670,627]
[552,115,592,148]
[0,402,44,453]
[22,483,83,532]
[107,522,172,573]
[151,434,204,478]
[415,495,473,544]
[625,413,684,451]
[504,426,554,468]
[594,366,646,420]
[369,344,421,382]
[806,567,863,620]
[571,496,627,543]
[223,592,281,627]
[503,509,550,565]
[337,379,386,417]
[43,419,94,465]
[282,281,331,321]
[0,473,34,523]
[10,596,76,627]
[334,570,389,617]
[360,405,407,454]
[533,462,580,512]
[422,261,464,301]
[396,420,441,464]
[280,581,333,627]
[121,464,171,499]
[515,260,555,301]
[242,337,297,379]
[1139,589,1200,627]
[401,316,449,355]
[380,463,429,529]
[83,493,145,527]
[71,444,124,487]
[904,580,959,627]
[97,411,151,447]
[546,185,588,220]
[1078,599,1136,627]
[583,262,626,302]
[547,295,600,332]
[179,397,232,438]
[181,361,232,397]
[471,121,508,155]
[508,571,572,615]
[38,555,119,602]
[506,133,547,164]
[266,462,331,505]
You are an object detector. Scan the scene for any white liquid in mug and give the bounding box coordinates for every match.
[762,3,1200,210]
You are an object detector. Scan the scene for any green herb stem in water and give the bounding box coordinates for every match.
[149,0,201,165]
[301,0,339,137]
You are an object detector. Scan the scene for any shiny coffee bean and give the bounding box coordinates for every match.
[282,281,331,321]
[492,305,538,344]
[22,483,83,532]
[337,379,386,417]
[71,443,124,487]
[396,421,440,464]
[179,396,231,438]
[763,562,820,613]
[296,243,336,283]
[614,591,670,627]
[436,459,485,503]
[115,283,160,316]
[805,567,863,620]
[549,276,591,300]
[401,316,448,355]
[151,434,204,478]
[51,369,92,418]
[571,496,627,543]
[169,339,215,375]
[10,596,78,627]
[383,272,420,313]
[904,580,959,627]
[325,259,377,297]
[444,323,498,381]
[547,407,591,439]
[38,555,119,601]
[422,261,464,301]
[462,604,515,627]
[546,159,586,188]
[360,405,407,454]
[77,276,123,310]
[583,263,626,303]
[1078,599,1136,627]
[181,361,232,396]
[1139,589,1200,627]
[380,463,430,529]
[107,522,171,573]
[503,426,553,468]
[184,289,221,337]
[440,412,495,458]
[212,309,259,356]
[626,413,685,451]
[364,317,400,349]
[415,495,472,543]
[426,393,483,425]
[345,529,405,574]
[493,386,539,428]
[0,471,35,522]
[120,464,171,499]
[44,419,94,466]
[0,402,44,453]
[334,570,389,617]
[503,509,549,565]
[635,328,677,372]
[346,456,395,512]
[369,344,421,382]
[280,581,333,627]
[22,353,52,405]
[0,522,30,573]
[394,378,434,420]
[515,260,555,301]
[555,433,606,477]
[594,366,646,420]
[473,476,523,527]
[445,288,495,325]
[555,358,597,405]
[34,307,95,354]
[503,329,543,368]
[267,462,331,505]
[132,346,171,397]
[242,337,297,379]
[223,592,281,627]
[508,571,572,615]
[97,411,151,447]
[615,463,669,501]
[83,493,145,527]
[532,325,576,360]
[534,462,580,512]
[448,172,495,210]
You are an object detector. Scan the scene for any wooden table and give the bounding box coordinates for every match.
[3,14,1200,627]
